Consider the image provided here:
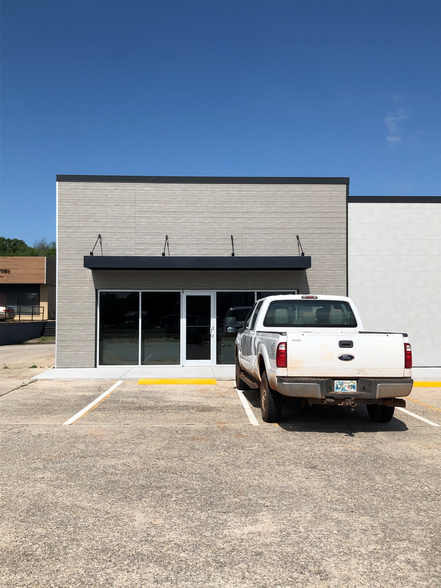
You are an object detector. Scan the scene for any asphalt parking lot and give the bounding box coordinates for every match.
[1,345,441,587]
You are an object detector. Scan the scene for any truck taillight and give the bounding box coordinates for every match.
[404,343,412,369]
[276,342,287,368]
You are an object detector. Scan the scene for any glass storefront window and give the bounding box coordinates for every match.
[141,292,181,365]
[98,290,301,367]
[0,284,40,310]
[99,292,139,365]
[185,294,211,361]
[216,292,255,364]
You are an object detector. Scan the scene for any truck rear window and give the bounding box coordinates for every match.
[263,300,357,328]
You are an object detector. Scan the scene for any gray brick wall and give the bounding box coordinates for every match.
[57,179,347,367]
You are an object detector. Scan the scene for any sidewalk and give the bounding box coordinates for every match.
[412,367,441,383]
[32,365,236,381]
[31,365,441,383]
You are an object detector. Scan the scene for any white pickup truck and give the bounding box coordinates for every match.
[235,295,413,423]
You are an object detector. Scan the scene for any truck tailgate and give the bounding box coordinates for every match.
[287,332,406,378]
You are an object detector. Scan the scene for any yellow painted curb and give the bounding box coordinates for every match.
[408,397,441,413]
[138,378,217,385]
[413,382,441,387]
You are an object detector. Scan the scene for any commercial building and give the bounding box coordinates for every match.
[0,256,56,320]
[56,176,440,373]
[56,176,348,368]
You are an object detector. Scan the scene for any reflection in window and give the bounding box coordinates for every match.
[186,295,211,360]
[263,300,358,328]
[216,292,255,364]
[99,292,139,365]
[142,292,181,365]
[0,284,40,310]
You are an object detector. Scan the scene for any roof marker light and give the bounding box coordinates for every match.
[301,295,318,299]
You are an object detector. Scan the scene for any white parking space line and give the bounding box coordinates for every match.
[236,389,259,426]
[397,407,440,427]
[63,381,123,426]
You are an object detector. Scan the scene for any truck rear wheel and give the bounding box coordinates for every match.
[235,356,250,390]
[367,404,395,423]
[260,371,282,422]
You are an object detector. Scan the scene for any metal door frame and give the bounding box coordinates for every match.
[181,291,216,366]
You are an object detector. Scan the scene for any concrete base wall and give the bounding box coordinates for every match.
[0,322,45,346]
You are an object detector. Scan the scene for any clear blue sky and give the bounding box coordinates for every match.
[1,0,440,246]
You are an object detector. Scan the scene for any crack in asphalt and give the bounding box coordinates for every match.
[0,378,37,398]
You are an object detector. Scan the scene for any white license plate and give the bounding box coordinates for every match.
[334,380,357,393]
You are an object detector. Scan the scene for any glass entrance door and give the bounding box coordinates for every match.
[183,292,215,366]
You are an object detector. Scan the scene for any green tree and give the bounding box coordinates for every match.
[32,238,56,260]
[0,237,36,256]
[0,237,56,259]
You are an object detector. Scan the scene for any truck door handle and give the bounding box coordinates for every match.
[339,340,353,348]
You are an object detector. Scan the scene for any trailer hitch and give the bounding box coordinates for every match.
[341,398,357,411]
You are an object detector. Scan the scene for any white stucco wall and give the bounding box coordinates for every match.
[348,200,441,367]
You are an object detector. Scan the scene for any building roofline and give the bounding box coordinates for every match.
[56,175,350,185]
[349,196,441,203]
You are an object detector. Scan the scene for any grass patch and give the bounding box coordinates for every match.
[3,364,9,369]
[29,365,37,369]
[39,336,55,343]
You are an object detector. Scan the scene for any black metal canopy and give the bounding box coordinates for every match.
[83,256,311,271]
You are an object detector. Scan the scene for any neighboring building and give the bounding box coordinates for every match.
[348,196,441,369]
[56,176,349,368]
[0,256,56,320]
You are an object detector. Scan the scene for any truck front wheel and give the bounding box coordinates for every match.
[260,372,282,423]
[367,404,395,423]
